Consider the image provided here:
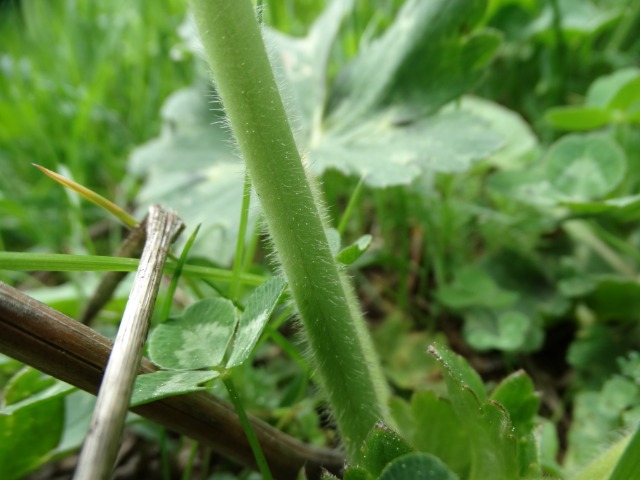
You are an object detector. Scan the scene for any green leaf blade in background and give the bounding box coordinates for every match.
[128,87,249,264]
[429,344,519,480]
[312,109,504,188]
[437,266,518,310]
[585,68,640,108]
[0,368,67,480]
[327,0,495,130]
[149,297,238,370]
[265,0,353,145]
[463,310,534,353]
[544,133,627,202]
[545,106,612,131]
[336,234,372,265]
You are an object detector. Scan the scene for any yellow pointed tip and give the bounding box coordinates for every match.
[34,163,138,228]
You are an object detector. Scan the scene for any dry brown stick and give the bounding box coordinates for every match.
[0,286,343,480]
[74,205,184,480]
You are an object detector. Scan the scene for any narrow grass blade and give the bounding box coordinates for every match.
[34,163,138,228]
[0,251,265,285]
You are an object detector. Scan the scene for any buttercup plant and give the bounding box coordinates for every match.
[188,0,391,462]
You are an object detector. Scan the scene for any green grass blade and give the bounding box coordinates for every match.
[0,252,264,286]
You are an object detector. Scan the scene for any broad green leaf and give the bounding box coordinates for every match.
[429,345,486,401]
[586,68,640,108]
[529,0,620,39]
[312,108,503,188]
[128,87,249,264]
[565,376,640,472]
[265,0,353,146]
[567,324,626,385]
[429,344,518,480]
[270,0,503,187]
[359,424,415,477]
[1,367,75,415]
[585,276,640,322]
[607,76,640,113]
[379,453,459,480]
[327,0,495,130]
[487,166,558,207]
[391,392,471,477]
[618,352,640,385]
[138,1,503,194]
[561,194,640,221]
[445,96,538,170]
[0,394,64,480]
[131,370,220,406]
[545,106,611,131]
[463,310,534,352]
[226,277,286,368]
[544,133,626,201]
[54,391,96,456]
[491,371,539,433]
[538,419,562,477]
[149,297,238,370]
[336,234,372,265]
[491,371,541,477]
[373,316,446,391]
[437,266,518,310]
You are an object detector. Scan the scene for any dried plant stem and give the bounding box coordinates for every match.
[73,205,183,480]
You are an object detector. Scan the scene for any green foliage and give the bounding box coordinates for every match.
[430,345,519,479]
[336,234,373,265]
[0,0,192,254]
[342,423,458,480]
[133,276,286,405]
[545,133,626,201]
[546,69,640,130]
[133,0,505,257]
[608,425,640,480]
[390,392,471,476]
[0,368,93,480]
[3,0,640,478]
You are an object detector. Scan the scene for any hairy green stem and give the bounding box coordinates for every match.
[189,0,390,460]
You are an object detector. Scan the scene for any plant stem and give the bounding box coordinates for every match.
[229,173,253,301]
[189,0,390,460]
[223,378,273,480]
